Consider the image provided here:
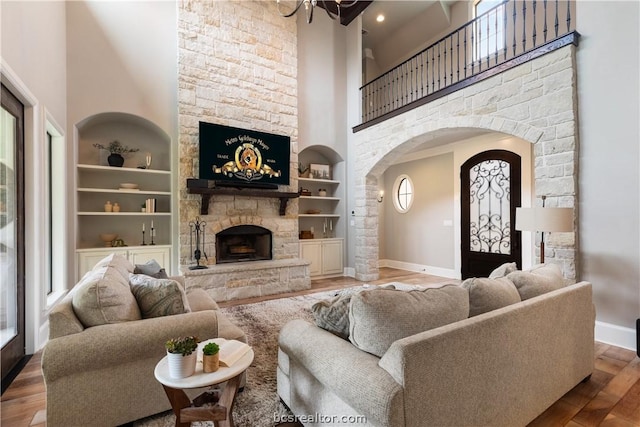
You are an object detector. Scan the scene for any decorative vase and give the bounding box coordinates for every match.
[318,189,327,197]
[166,352,197,379]
[203,353,220,373]
[104,201,113,212]
[112,203,120,213]
[108,153,124,167]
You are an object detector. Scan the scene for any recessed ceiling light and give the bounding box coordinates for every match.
[376,14,385,23]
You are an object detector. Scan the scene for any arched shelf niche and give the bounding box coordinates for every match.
[74,112,173,279]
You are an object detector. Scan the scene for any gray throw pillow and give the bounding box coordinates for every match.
[134,259,168,279]
[349,284,469,357]
[462,277,521,316]
[488,262,518,279]
[129,274,191,318]
[312,284,396,340]
[506,263,565,300]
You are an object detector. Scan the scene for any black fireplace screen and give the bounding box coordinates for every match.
[216,225,272,264]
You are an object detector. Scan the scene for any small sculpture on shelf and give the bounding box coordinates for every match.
[93,140,140,167]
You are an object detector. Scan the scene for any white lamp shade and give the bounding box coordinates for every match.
[515,207,536,231]
[515,207,573,232]
[534,207,573,232]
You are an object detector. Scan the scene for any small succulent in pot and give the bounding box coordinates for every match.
[203,342,220,356]
[165,336,200,356]
[93,140,140,155]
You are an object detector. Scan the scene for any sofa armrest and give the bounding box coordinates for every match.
[279,319,404,425]
[43,310,219,383]
[187,288,220,311]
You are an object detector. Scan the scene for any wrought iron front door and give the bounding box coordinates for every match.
[460,150,521,279]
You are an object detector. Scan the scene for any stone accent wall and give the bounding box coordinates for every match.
[353,46,579,281]
[177,0,298,265]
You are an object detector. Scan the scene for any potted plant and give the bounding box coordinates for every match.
[202,341,220,373]
[165,336,199,379]
[93,140,140,167]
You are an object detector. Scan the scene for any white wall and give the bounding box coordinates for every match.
[1,0,68,352]
[381,153,455,269]
[577,1,640,349]
[65,1,178,138]
[297,11,348,158]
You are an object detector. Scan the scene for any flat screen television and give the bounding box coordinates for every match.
[199,121,290,188]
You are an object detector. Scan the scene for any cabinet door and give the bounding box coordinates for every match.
[77,248,128,279]
[300,242,322,277]
[321,240,343,275]
[128,247,171,271]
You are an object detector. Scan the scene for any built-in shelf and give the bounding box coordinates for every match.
[77,164,170,175]
[298,177,339,185]
[299,196,340,201]
[78,188,171,195]
[78,212,171,216]
[298,214,340,218]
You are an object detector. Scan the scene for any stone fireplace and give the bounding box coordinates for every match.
[177,2,310,301]
[216,225,272,264]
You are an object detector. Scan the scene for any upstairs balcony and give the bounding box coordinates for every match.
[355,0,578,132]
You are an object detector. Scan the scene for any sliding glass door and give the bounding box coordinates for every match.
[1,84,25,386]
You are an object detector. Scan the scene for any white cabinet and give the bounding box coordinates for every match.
[300,238,343,278]
[77,246,171,279]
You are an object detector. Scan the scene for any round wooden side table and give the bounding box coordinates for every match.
[154,338,254,427]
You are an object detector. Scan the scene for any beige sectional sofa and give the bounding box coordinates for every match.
[42,254,246,427]
[278,264,595,427]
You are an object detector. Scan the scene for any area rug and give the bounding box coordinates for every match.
[133,288,353,427]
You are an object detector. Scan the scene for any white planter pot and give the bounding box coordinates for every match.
[166,351,197,379]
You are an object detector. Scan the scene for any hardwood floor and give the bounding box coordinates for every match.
[1,268,639,427]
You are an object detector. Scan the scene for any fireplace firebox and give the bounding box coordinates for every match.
[216,225,272,264]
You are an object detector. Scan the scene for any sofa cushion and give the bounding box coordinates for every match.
[348,284,469,357]
[133,259,168,279]
[129,274,191,318]
[312,284,396,340]
[462,277,521,316]
[488,262,518,279]
[506,263,565,300]
[72,265,141,327]
[93,253,134,279]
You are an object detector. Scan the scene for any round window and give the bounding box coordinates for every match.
[393,175,414,213]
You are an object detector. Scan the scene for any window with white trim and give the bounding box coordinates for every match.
[393,175,414,213]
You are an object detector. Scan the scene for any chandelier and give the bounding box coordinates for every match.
[276,0,359,24]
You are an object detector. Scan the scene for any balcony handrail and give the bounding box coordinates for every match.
[358,0,576,129]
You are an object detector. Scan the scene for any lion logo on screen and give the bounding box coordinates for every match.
[212,142,281,182]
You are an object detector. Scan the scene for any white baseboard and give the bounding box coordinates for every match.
[595,321,636,351]
[378,259,459,279]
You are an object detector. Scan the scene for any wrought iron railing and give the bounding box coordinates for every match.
[358,0,576,128]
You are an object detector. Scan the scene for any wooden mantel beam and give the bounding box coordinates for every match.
[186,179,299,216]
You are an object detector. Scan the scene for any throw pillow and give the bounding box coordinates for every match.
[348,284,469,357]
[506,263,565,300]
[129,274,191,318]
[488,262,518,279]
[134,259,168,279]
[462,277,521,316]
[72,265,142,327]
[93,253,134,281]
[312,284,396,340]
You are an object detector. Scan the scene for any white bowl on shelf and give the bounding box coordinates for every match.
[119,183,139,190]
